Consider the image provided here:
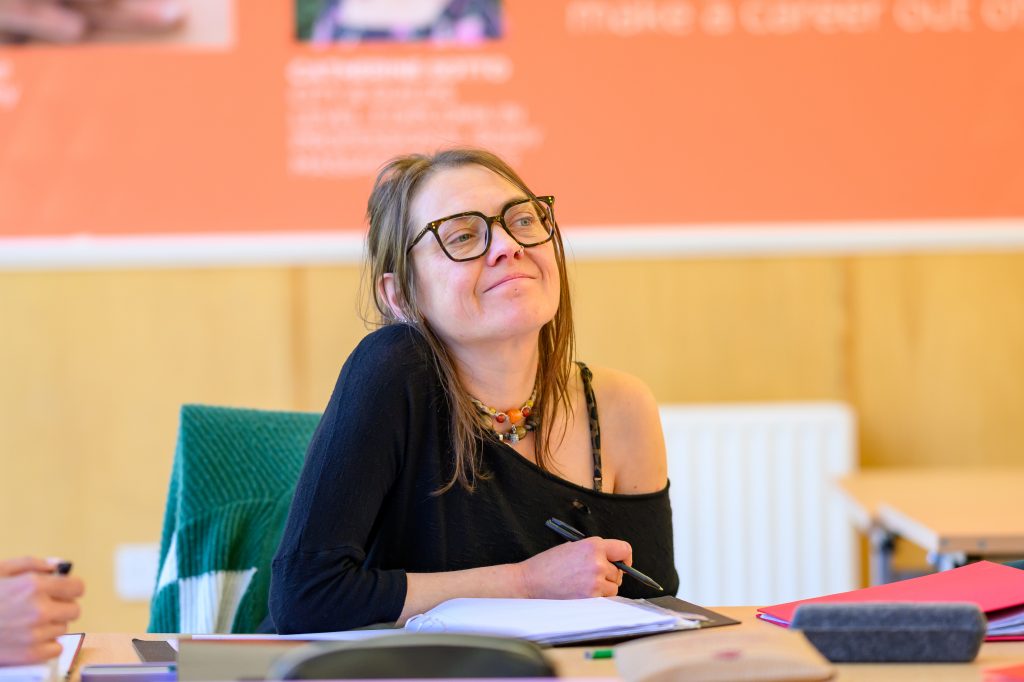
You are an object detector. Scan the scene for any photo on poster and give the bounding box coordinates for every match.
[0,0,233,47]
[296,0,502,44]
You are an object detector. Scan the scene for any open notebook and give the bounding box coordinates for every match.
[404,596,700,645]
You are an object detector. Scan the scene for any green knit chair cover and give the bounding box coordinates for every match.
[148,404,319,633]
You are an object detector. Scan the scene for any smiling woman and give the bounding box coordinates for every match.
[267,148,679,634]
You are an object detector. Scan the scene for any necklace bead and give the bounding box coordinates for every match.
[470,386,538,442]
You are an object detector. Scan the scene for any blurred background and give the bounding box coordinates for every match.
[2,1,1023,631]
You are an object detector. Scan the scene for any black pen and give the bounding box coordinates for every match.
[545,517,664,592]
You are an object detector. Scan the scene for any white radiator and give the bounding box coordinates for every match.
[660,402,857,606]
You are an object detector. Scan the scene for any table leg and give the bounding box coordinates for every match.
[869,525,897,585]
[929,551,967,572]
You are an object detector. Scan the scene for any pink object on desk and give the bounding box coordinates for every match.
[757,561,1024,641]
[987,663,1024,681]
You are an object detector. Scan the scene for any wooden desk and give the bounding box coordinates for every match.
[838,468,1024,583]
[73,608,1024,681]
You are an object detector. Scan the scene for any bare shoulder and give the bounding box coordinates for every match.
[584,365,667,494]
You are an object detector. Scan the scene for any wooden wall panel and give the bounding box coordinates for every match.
[571,258,849,402]
[2,251,1023,631]
[291,266,370,411]
[1,269,299,631]
[850,254,1024,467]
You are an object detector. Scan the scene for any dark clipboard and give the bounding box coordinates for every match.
[646,595,741,629]
[549,596,740,648]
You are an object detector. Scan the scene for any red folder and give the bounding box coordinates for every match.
[757,561,1024,641]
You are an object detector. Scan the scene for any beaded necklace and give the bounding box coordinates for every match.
[470,387,537,444]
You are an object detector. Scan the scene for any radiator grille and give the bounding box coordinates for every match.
[661,402,857,606]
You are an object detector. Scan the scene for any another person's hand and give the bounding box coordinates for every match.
[0,556,85,665]
[516,537,631,599]
[0,0,185,44]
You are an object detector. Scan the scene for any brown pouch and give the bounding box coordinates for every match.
[615,627,835,682]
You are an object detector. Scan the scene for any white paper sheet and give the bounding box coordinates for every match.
[405,597,697,645]
[0,633,84,681]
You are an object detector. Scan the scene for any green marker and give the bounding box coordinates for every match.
[585,649,614,660]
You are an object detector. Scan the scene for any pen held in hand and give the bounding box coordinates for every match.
[545,517,664,592]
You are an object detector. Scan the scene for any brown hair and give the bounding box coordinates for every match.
[365,148,576,493]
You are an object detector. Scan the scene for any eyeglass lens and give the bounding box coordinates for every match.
[436,199,552,260]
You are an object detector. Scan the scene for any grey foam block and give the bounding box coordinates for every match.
[790,602,986,663]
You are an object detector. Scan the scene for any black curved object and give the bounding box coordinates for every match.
[267,633,556,680]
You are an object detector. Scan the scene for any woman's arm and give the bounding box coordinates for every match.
[269,330,419,633]
[399,535,632,624]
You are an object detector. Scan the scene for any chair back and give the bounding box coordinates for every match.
[148,404,319,633]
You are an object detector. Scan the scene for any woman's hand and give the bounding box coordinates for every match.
[400,539,632,623]
[516,537,632,599]
[0,556,85,665]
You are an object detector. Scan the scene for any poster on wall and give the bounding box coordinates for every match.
[0,0,1022,251]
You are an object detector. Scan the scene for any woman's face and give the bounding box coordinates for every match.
[406,164,561,349]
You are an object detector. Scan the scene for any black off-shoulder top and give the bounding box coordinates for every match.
[269,324,679,633]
